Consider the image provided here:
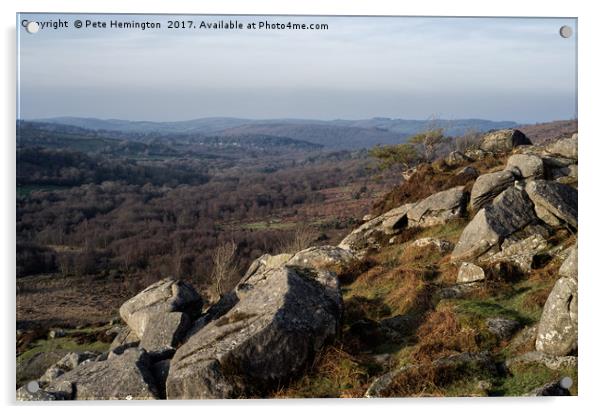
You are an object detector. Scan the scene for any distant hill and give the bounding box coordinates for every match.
[32,116,519,150]
[517,119,578,144]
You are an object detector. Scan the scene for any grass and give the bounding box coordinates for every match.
[490,362,578,396]
[17,184,69,197]
[272,345,376,398]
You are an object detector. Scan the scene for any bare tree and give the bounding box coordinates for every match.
[454,128,482,152]
[210,241,239,298]
[279,224,317,254]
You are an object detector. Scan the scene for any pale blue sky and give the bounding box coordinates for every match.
[17,14,577,123]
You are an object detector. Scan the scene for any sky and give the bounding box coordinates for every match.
[17,14,577,124]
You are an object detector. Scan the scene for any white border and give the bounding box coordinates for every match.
[3,1,601,413]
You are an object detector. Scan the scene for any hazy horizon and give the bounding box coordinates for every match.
[18,14,577,124]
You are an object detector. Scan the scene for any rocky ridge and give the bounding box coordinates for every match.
[18,129,578,400]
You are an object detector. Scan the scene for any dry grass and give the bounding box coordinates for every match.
[411,308,479,363]
[373,154,506,215]
[271,344,372,398]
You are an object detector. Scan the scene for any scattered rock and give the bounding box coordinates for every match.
[438,282,482,299]
[242,253,293,280]
[545,136,578,160]
[445,151,472,167]
[480,129,531,153]
[109,325,140,354]
[185,292,239,340]
[524,380,571,396]
[48,329,65,339]
[139,312,190,360]
[456,166,479,178]
[286,245,355,271]
[410,237,454,254]
[338,203,414,251]
[536,277,578,356]
[506,351,577,371]
[166,266,342,399]
[16,383,58,401]
[365,352,496,398]
[39,351,99,383]
[559,244,578,280]
[525,180,577,228]
[451,187,538,262]
[457,262,485,283]
[465,148,486,160]
[469,170,517,211]
[505,154,544,179]
[486,317,520,340]
[481,234,548,273]
[119,279,202,359]
[362,214,376,222]
[407,186,467,228]
[45,348,158,400]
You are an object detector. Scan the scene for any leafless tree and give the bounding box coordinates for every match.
[210,241,239,298]
[279,224,317,254]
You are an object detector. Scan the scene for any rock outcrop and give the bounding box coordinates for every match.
[525,180,577,228]
[469,170,517,211]
[536,277,578,356]
[119,279,202,359]
[338,203,414,251]
[457,262,485,283]
[452,187,538,262]
[286,245,355,271]
[545,135,578,160]
[505,154,544,179]
[479,129,531,153]
[45,348,159,400]
[407,186,467,227]
[166,266,342,399]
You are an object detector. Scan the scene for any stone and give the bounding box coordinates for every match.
[119,278,202,358]
[338,203,414,251]
[365,352,496,398]
[39,351,98,383]
[410,237,454,253]
[536,277,578,356]
[525,180,577,228]
[451,187,538,262]
[486,317,520,340]
[469,170,517,211]
[109,326,140,354]
[362,214,376,222]
[242,253,293,280]
[185,292,239,340]
[457,262,485,283]
[16,384,58,401]
[286,245,355,271]
[524,380,571,396]
[139,312,190,359]
[559,244,578,280]
[482,234,548,273]
[48,329,65,339]
[166,266,342,399]
[45,348,158,400]
[445,150,472,167]
[479,129,532,153]
[407,186,467,227]
[505,154,544,179]
[465,148,486,160]
[506,351,577,371]
[546,136,578,160]
[456,166,479,178]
